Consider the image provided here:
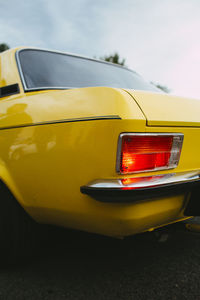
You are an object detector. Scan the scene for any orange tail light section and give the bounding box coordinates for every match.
[117,133,184,174]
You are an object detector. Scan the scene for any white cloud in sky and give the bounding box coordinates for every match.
[0,0,200,98]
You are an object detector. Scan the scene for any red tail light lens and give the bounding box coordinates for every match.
[117,133,183,174]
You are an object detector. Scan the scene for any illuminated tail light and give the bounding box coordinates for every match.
[117,133,183,174]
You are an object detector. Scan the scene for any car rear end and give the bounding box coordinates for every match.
[11,48,200,238]
[79,90,200,237]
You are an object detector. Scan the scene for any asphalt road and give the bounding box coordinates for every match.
[1,223,200,300]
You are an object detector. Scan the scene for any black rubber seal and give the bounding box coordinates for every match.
[80,179,200,203]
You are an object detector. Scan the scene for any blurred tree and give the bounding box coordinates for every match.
[0,43,10,53]
[101,53,125,66]
[151,82,170,93]
[100,53,170,92]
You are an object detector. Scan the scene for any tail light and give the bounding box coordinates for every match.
[116,133,184,174]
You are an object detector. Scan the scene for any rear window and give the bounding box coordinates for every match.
[17,49,160,92]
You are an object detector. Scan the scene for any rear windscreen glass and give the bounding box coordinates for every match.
[18,49,160,92]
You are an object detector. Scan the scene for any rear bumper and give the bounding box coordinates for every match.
[81,171,200,203]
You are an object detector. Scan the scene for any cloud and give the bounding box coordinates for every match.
[1,0,200,98]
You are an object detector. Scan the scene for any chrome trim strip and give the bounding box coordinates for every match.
[22,87,74,92]
[84,171,200,190]
[116,133,184,174]
[15,50,27,91]
[0,115,121,131]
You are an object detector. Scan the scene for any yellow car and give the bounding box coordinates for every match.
[0,47,200,258]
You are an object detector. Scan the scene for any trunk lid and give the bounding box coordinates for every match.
[126,90,200,127]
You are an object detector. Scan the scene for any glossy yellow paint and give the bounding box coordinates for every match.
[0,47,198,237]
[0,47,24,92]
[126,89,200,127]
[0,87,145,129]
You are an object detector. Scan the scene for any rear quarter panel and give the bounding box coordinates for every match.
[0,86,148,236]
[0,87,198,237]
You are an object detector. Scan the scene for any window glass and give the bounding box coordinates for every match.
[18,49,160,92]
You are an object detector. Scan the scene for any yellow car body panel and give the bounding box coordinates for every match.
[126,89,200,127]
[0,48,24,91]
[0,47,199,237]
[0,88,145,129]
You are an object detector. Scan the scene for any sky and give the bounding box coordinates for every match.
[1,0,200,99]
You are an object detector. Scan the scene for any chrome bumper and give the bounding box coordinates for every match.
[80,171,200,203]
